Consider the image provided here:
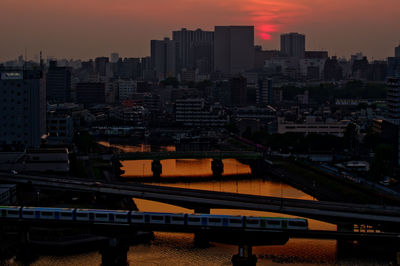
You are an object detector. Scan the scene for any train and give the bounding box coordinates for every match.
[0,206,308,230]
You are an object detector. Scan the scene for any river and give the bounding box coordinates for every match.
[28,143,390,265]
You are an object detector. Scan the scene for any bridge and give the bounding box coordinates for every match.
[1,173,400,230]
[84,151,263,177]
[2,206,400,266]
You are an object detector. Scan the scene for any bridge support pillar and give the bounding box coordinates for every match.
[100,238,129,266]
[211,159,224,177]
[194,208,211,247]
[231,245,257,266]
[16,230,36,264]
[151,160,162,178]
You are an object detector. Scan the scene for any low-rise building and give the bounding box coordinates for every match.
[277,117,350,136]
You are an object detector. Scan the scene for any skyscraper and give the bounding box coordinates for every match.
[280,33,306,58]
[396,45,400,58]
[46,60,72,103]
[172,28,214,72]
[214,26,255,75]
[151,38,178,80]
[95,57,109,76]
[387,77,400,122]
[0,68,46,148]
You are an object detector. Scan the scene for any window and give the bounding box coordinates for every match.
[288,221,306,227]
[267,220,281,225]
[131,215,143,220]
[151,216,163,221]
[247,219,259,225]
[41,211,53,216]
[76,213,88,218]
[188,217,200,222]
[61,213,72,217]
[22,211,34,216]
[171,216,184,222]
[95,213,107,219]
[115,214,127,220]
[229,219,242,224]
[208,218,221,223]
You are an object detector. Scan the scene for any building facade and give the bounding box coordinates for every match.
[46,61,72,103]
[172,28,214,72]
[214,26,255,75]
[0,68,46,148]
[280,33,306,58]
[151,38,179,80]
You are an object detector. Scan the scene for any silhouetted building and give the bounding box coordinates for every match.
[214,26,255,75]
[257,78,272,105]
[367,61,387,81]
[280,33,305,58]
[110,53,119,63]
[0,68,46,148]
[230,76,247,106]
[388,57,400,77]
[189,41,214,74]
[352,57,369,79]
[76,83,105,105]
[46,61,71,103]
[387,77,400,122]
[324,57,343,81]
[254,46,284,69]
[95,57,109,76]
[172,28,214,71]
[81,60,94,74]
[396,45,400,58]
[151,38,179,80]
[305,51,328,59]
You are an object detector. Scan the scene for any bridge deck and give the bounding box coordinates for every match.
[1,173,400,226]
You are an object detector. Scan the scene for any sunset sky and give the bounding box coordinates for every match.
[0,0,399,61]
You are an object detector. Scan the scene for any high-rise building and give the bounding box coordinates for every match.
[0,68,46,148]
[257,78,272,106]
[95,57,109,76]
[395,45,400,58]
[214,26,255,75]
[151,38,179,80]
[387,77,400,122]
[110,53,119,63]
[46,61,72,103]
[280,33,306,58]
[172,28,214,71]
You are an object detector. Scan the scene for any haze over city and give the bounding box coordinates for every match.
[0,0,399,60]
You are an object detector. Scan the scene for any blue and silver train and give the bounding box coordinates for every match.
[0,206,308,230]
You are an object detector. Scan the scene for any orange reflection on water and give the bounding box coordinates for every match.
[121,159,252,178]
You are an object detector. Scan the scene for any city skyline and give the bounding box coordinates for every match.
[0,0,399,61]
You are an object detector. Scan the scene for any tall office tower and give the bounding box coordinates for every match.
[0,68,46,148]
[280,33,306,58]
[387,78,400,122]
[151,38,178,80]
[110,53,120,63]
[172,28,214,71]
[95,57,109,76]
[214,26,255,75]
[190,41,214,74]
[46,61,72,103]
